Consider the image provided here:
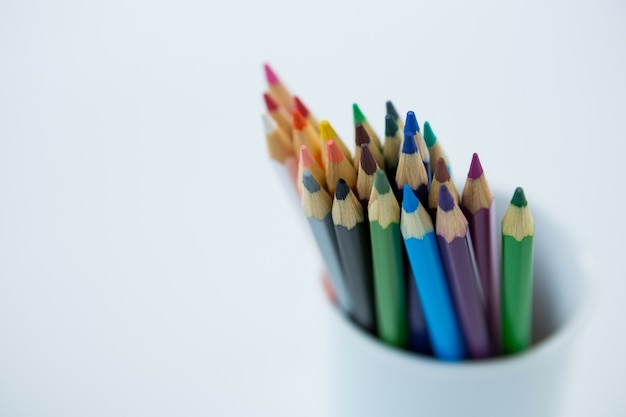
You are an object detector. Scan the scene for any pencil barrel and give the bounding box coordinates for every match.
[369,222,407,347]
[502,235,534,353]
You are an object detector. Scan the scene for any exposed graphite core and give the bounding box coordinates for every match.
[291,108,307,130]
[373,170,391,194]
[402,185,419,213]
[423,121,437,147]
[263,93,279,111]
[353,103,366,124]
[302,170,321,193]
[355,123,371,146]
[293,96,309,117]
[438,185,455,212]
[405,111,420,134]
[360,144,378,174]
[335,179,350,200]
[386,100,400,120]
[511,187,528,207]
[385,114,399,137]
[467,153,484,180]
[263,63,279,84]
[326,140,344,163]
[434,158,450,182]
[402,132,418,154]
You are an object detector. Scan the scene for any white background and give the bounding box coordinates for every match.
[1,0,624,415]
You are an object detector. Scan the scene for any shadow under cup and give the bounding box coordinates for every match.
[327,192,594,417]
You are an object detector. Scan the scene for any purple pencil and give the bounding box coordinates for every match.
[436,185,492,359]
[461,153,500,354]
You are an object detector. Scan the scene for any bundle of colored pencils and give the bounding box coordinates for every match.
[261,64,534,361]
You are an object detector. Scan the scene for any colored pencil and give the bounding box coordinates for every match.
[332,179,376,334]
[325,139,356,196]
[404,111,431,182]
[429,157,460,217]
[294,96,320,133]
[292,108,322,166]
[423,121,451,177]
[263,114,298,194]
[319,119,353,167]
[263,63,293,109]
[406,261,432,354]
[302,170,352,314]
[263,92,292,138]
[297,145,326,195]
[501,187,534,354]
[368,170,407,347]
[461,153,500,353]
[353,103,383,151]
[356,144,380,206]
[401,185,465,361]
[436,185,491,359]
[395,131,429,208]
[354,123,385,171]
[383,114,402,180]
[386,100,404,131]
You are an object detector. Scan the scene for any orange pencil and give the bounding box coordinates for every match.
[292,108,322,166]
[326,139,357,196]
[294,96,320,134]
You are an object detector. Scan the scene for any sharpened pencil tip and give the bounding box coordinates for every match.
[401,132,418,154]
[402,185,419,213]
[264,63,280,85]
[291,108,307,130]
[299,145,315,168]
[404,111,420,134]
[293,96,309,117]
[385,114,398,137]
[434,158,450,182]
[467,153,484,180]
[510,187,528,207]
[319,120,333,141]
[360,144,378,175]
[355,123,371,146]
[438,185,455,212]
[302,170,321,193]
[353,103,366,124]
[263,93,279,112]
[335,179,350,200]
[386,100,400,120]
[423,121,436,147]
[326,140,344,163]
[262,114,276,134]
[373,170,391,194]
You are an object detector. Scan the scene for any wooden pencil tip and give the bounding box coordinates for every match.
[292,108,307,130]
[373,170,391,194]
[293,96,309,117]
[404,111,420,134]
[335,179,350,200]
[353,103,366,124]
[423,121,436,147]
[302,170,321,193]
[401,132,418,154]
[264,63,279,85]
[434,157,450,182]
[299,145,315,168]
[438,185,455,212]
[385,114,398,137]
[386,100,400,120]
[262,114,275,134]
[402,185,419,213]
[326,140,344,163]
[263,93,279,112]
[360,144,378,174]
[355,123,370,146]
[510,187,528,207]
[467,153,484,180]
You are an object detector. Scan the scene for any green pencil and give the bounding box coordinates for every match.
[501,187,535,354]
[368,170,407,347]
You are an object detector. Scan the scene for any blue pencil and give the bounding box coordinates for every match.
[404,111,431,185]
[400,185,465,361]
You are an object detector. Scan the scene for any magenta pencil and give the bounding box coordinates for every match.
[461,153,500,353]
[436,185,492,359]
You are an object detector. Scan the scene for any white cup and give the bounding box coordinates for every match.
[326,191,594,417]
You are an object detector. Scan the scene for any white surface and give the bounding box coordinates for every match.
[0,0,624,416]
